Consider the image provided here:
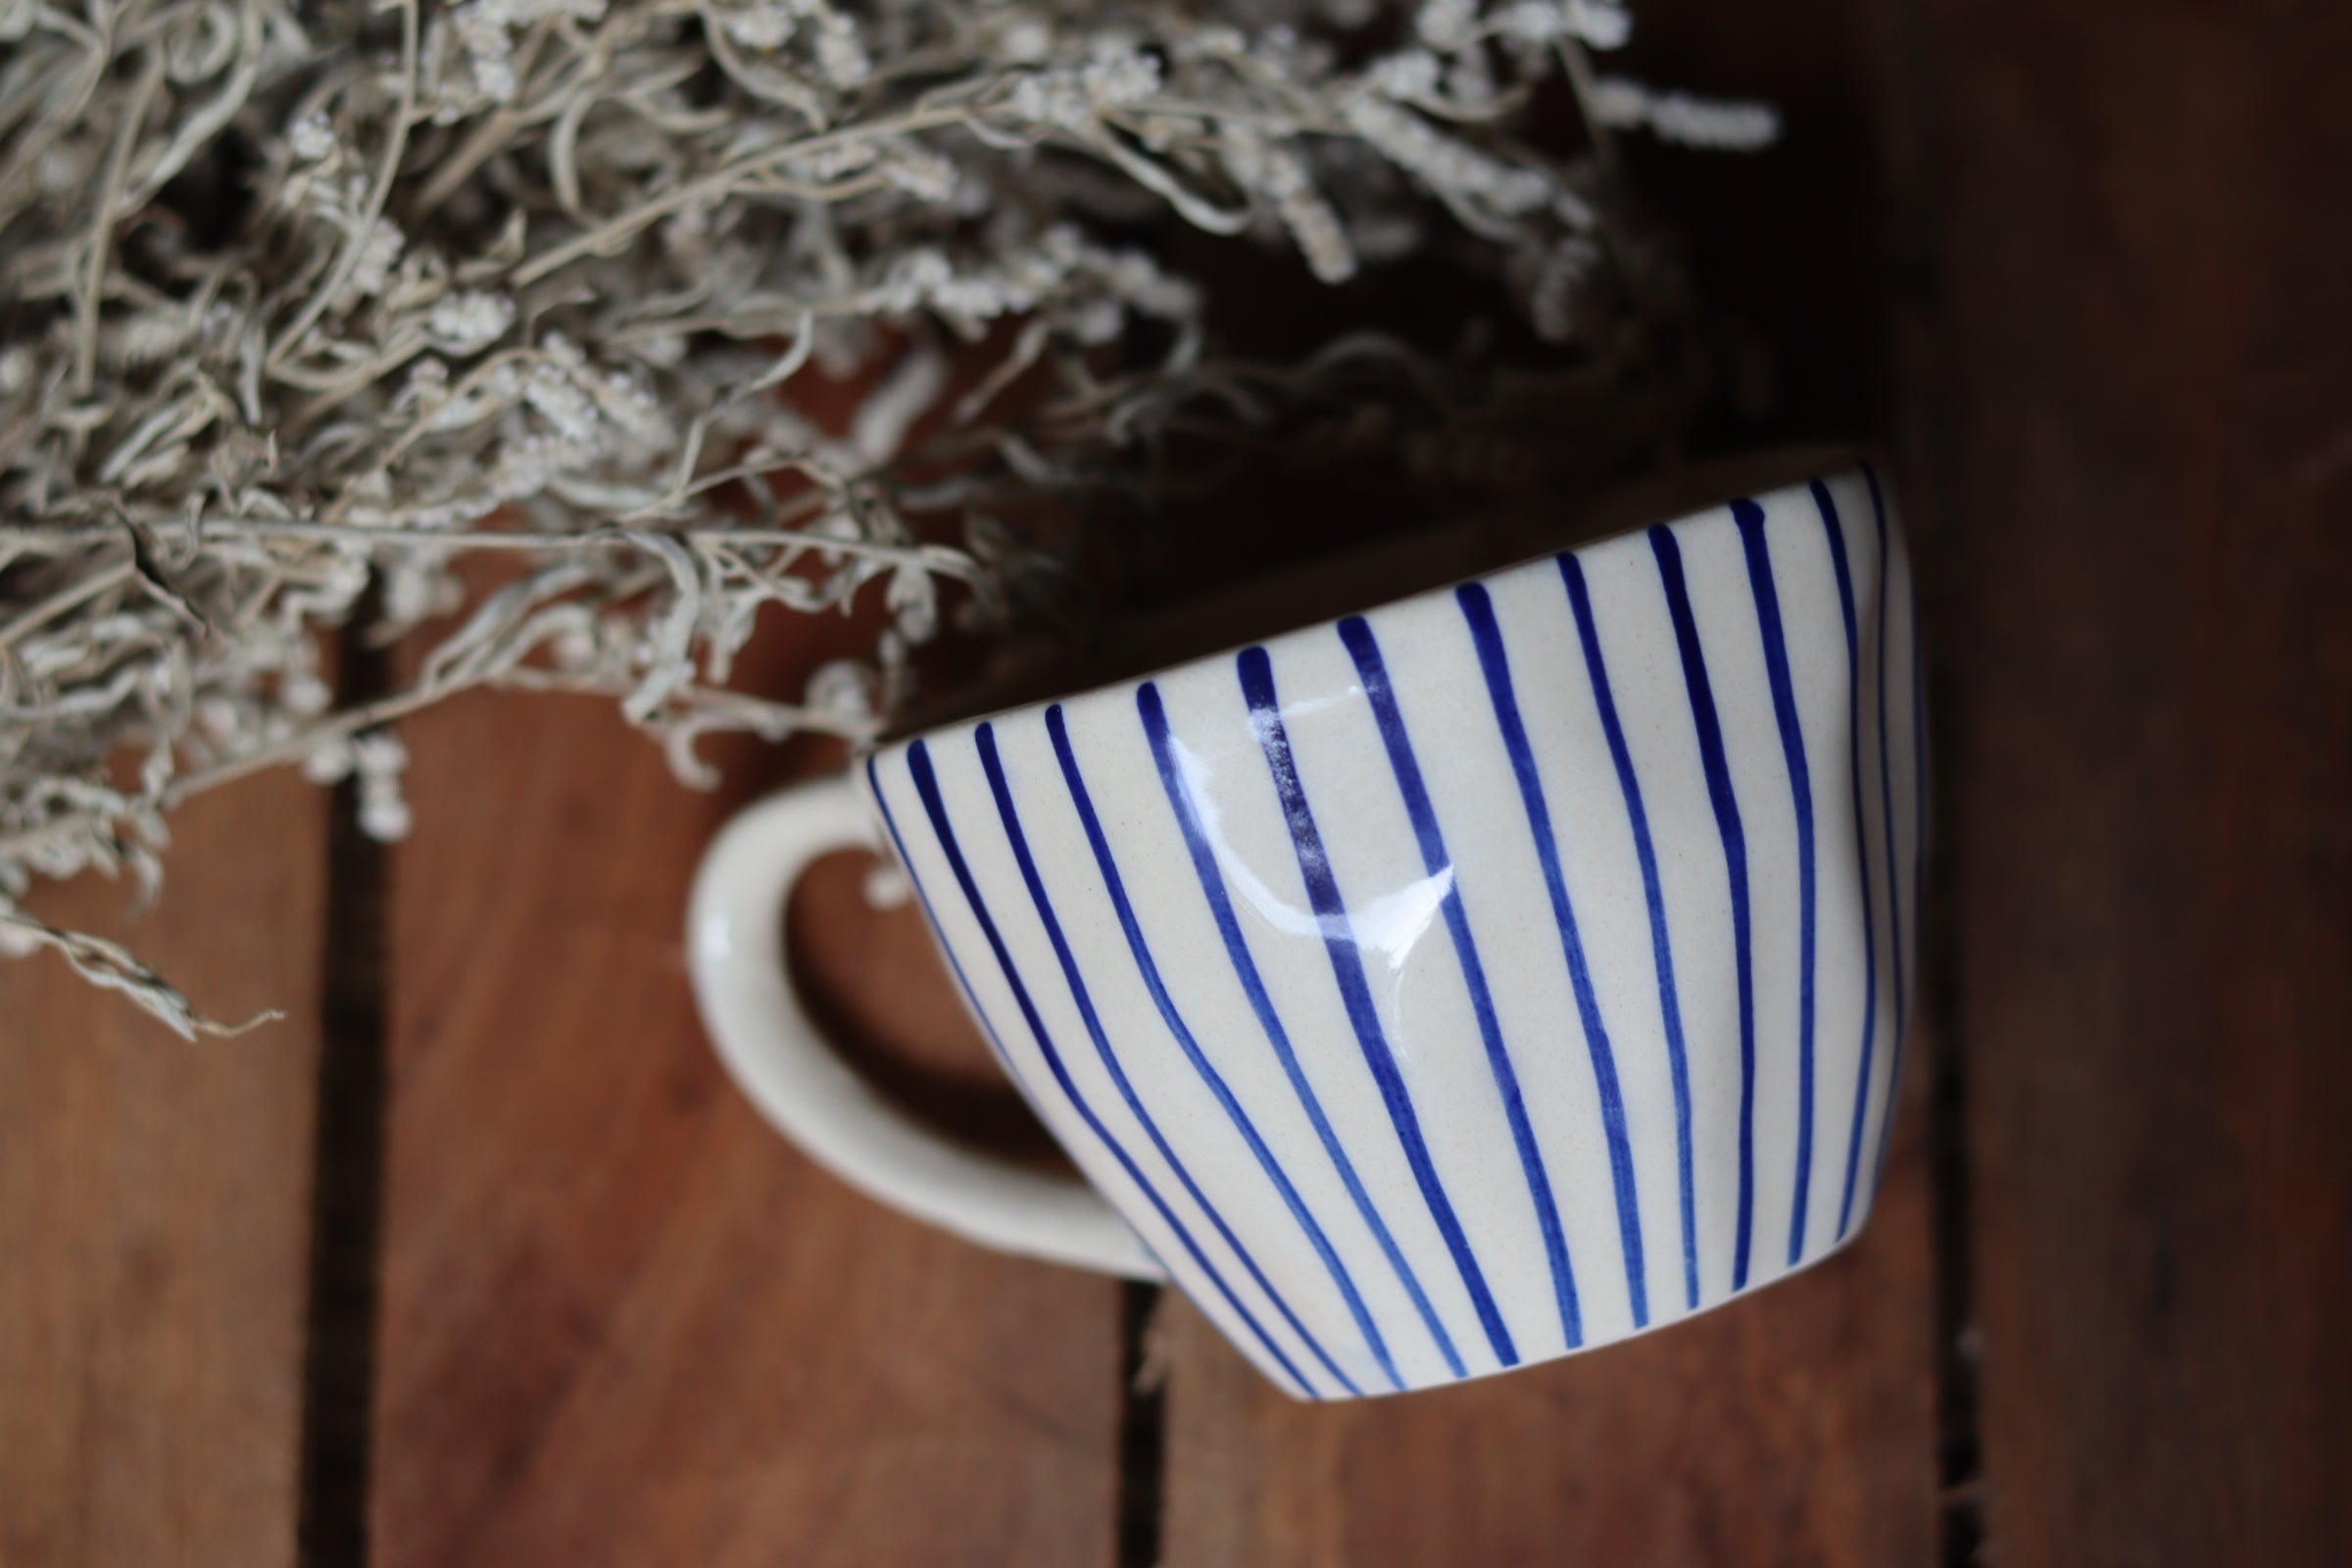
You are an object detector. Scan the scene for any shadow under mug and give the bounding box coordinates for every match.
[688,454,1924,1399]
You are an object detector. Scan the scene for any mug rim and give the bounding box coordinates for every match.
[872,446,1881,755]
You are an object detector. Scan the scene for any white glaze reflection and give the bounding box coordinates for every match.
[1170,728,1454,973]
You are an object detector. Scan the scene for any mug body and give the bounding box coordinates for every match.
[858,466,1923,1398]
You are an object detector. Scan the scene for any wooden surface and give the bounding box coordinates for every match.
[7,3,2352,1565]
[1932,2,2352,1563]
[374,642,1123,1568]
[0,774,324,1568]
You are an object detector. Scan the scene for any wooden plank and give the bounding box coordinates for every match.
[0,772,324,1568]
[1929,2,2352,1562]
[374,616,1124,1567]
[1161,1099,1936,1566]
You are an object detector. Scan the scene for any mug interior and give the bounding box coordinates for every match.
[885,442,1869,741]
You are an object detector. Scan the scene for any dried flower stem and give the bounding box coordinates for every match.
[1,0,1773,1031]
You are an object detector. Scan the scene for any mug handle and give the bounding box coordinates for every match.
[687,772,1165,1280]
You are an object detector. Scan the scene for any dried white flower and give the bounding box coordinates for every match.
[1006,44,1163,130]
[851,348,949,468]
[0,0,1769,1029]
[810,9,869,88]
[1591,76,1782,150]
[352,731,412,842]
[1415,0,1479,52]
[303,739,356,785]
[1497,0,1632,48]
[288,115,336,163]
[998,19,1053,64]
[1344,94,1555,220]
[721,2,795,50]
[1227,132,1357,283]
[428,291,516,351]
[343,220,407,302]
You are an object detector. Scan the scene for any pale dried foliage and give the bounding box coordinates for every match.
[0,0,1772,1032]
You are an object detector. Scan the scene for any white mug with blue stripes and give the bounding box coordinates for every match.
[689,460,1923,1399]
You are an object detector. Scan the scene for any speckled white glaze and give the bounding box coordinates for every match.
[691,465,1922,1399]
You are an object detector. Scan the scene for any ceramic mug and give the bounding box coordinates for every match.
[688,460,1923,1399]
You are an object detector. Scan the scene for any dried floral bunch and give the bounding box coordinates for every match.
[0,0,1772,1031]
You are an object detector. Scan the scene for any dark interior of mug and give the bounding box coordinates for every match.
[884,441,1865,740]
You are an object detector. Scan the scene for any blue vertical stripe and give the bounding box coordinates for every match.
[1649,524,1760,1294]
[1868,468,1909,1044]
[1457,582,1650,1330]
[1041,706,1404,1391]
[1237,646,1521,1368]
[974,724,1359,1396]
[905,739,1321,1397]
[1560,555,1702,1311]
[1817,482,1882,1239]
[1870,466,1922,1192]
[864,755,1043,1104]
[1138,682,1469,1379]
[1336,615,1584,1349]
[1733,501,1822,1269]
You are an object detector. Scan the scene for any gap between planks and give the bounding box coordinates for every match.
[295,622,394,1568]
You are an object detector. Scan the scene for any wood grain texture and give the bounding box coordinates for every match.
[1929,2,2352,1562]
[373,618,1122,1568]
[1160,1067,1936,1568]
[0,774,324,1568]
